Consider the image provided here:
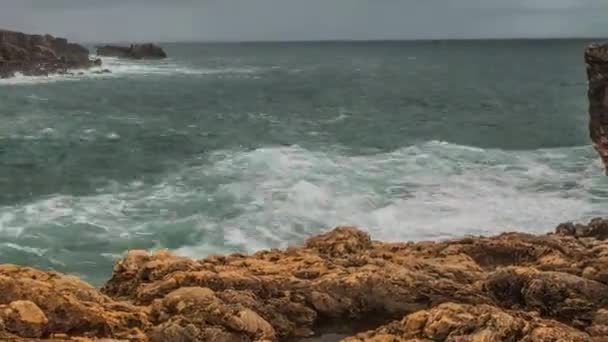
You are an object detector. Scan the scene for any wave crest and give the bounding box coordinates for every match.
[1,142,605,269]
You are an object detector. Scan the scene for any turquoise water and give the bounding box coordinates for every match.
[1,40,607,285]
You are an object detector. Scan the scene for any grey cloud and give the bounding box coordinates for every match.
[0,0,606,42]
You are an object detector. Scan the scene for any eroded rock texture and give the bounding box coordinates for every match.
[344,303,592,342]
[2,219,608,341]
[586,42,608,174]
[0,29,98,78]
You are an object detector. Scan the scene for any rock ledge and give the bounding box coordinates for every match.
[3,219,608,341]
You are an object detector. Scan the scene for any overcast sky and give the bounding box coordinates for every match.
[1,0,606,42]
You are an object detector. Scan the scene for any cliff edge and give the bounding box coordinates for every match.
[3,219,608,341]
[0,30,99,79]
[586,42,608,174]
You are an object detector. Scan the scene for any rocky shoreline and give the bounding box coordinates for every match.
[2,219,608,341]
[0,30,100,79]
[1,41,607,341]
[0,29,170,79]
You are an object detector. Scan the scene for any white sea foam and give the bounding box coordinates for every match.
[0,56,263,86]
[1,142,606,263]
[0,72,81,86]
[93,56,261,77]
[105,132,121,140]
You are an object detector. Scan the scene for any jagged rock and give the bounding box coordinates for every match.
[556,217,608,240]
[0,29,98,78]
[585,43,608,174]
[485,267,608,330]
[4,219,608,340]
[96,44,167,59]
[101,227,489,339]
[343,303,593,341]
[0,265,149,340]
[148,287,276,341]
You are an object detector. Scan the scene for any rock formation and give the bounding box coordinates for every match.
[586,43,608,174]
[3,218,608,341]
[96,44,167,59]
[0,30,99,79]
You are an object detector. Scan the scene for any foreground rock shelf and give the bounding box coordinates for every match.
[3,219,608,341]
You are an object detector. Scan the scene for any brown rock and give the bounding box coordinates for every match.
[343,303,592,341]
[149,286,276,341]
[485,267,608,328]
[0,265,149,341]
[5,218,608,340]
[1,300,48,338]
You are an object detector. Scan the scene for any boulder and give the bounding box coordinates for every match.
[0,300,48,338]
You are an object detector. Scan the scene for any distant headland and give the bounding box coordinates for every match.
[96,43,167,59]
[0,29,168,79]
[0,29,100,79]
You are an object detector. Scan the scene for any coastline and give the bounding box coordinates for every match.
[0,30,100,79]
[1,37,607,341]
[2,219,608,341]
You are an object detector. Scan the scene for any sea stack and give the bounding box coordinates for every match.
[585,43,608,174]
[96,43,167,59]
[0,29,99,78]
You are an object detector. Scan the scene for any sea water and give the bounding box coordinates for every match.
[1,40,606,285]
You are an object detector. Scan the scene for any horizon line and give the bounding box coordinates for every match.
[81,36,608,45]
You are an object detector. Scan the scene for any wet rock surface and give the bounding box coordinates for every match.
[0,29,98,79]
[2,219,608,341]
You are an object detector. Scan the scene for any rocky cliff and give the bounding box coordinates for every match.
[96,44,167,59]
[3,218,608,341]
[586,43,608,174]
[0,30,99,78]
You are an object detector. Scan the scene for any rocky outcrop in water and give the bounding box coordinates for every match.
[0,30,99,79]
[96,44,167,59]
[3,219,608,341]
[586,43,608,174]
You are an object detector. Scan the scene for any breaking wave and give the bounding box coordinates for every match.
[0,56,263,86]
[1,141,606,284]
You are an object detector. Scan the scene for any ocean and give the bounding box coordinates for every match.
[1,40,607,286]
